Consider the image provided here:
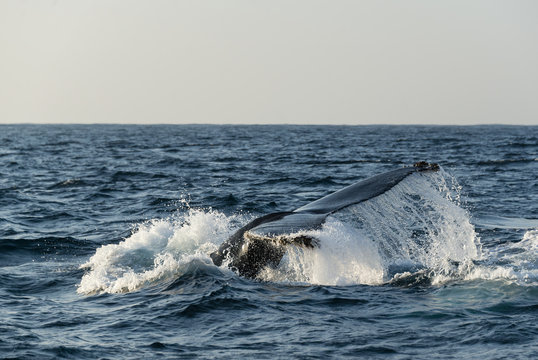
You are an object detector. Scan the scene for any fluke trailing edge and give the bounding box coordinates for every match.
[209,162,440,279]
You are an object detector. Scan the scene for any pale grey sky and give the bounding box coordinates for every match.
[1,0,537,125]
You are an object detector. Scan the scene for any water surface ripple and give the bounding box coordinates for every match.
[0,125,536,359]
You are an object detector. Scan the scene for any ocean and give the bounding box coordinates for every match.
[0,124,536,359]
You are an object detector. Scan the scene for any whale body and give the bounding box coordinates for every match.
[210,162,439,278]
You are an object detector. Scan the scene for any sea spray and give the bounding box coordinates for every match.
[77,209,238,294]
[259,218,385,285]
[261,170,481,285]
[464,229,538,285]
[78,169,535,294]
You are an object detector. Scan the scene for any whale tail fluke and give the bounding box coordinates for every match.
[210,162,440,279]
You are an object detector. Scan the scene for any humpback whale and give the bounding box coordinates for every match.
[210,162,440,278]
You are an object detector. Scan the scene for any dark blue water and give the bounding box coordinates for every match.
[1,125,536,359]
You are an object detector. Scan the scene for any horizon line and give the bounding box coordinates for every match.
[0,122,536,127]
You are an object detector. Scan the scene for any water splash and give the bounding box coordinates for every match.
[78,169,535,294]
[465,229,538,285]
[77,209,238,294]
[261,170,481,285]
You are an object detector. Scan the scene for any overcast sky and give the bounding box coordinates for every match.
[1,0,537,125]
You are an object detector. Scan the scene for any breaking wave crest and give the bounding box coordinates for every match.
[78,170,536,295]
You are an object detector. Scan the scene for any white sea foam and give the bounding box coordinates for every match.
[464,229,538,285]
[261,170,482,285]
[78,170,536,294]
[77,209,237,294]
[259,218,385,285]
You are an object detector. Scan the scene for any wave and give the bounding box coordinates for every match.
[1,236,94,256]
[78,170,537,295]
[474,215,538,230]
[464,229,537,285]
[476,158,536,166]
[48,179,90,189]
